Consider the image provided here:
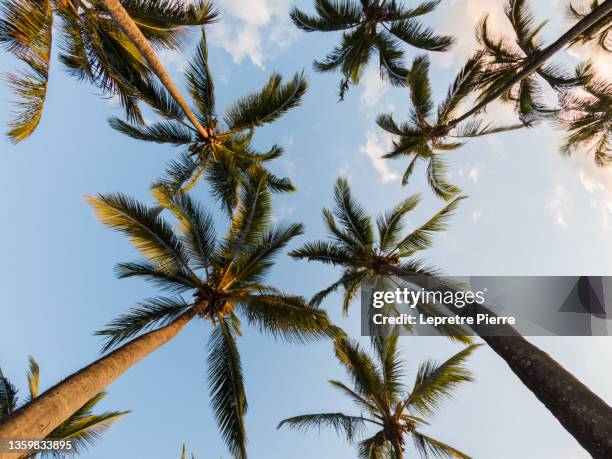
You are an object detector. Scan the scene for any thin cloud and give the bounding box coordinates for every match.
[358,131,399,183]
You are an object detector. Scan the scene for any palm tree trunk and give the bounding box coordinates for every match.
[443,0,612,131]
[392,439,404,459]
[384,266,612,458]
[97,0,210,139]
[0,309,196,457]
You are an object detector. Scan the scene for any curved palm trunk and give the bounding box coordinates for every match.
[97,0,210,139]
[444,0,612,130]
[385,265,612,458]
[0,309,196,457]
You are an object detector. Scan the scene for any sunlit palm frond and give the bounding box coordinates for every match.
[25,357,39,400]
[87,193,196,277]
[334,339,384,402]
[559,80,611,166]
[152,188,218,271]
[46,392,128,458]
[387,18,454,52]
[426,156,461,201]
[0,0,52,143]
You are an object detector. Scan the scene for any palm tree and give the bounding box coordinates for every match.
[0,169,338,459]
[568,0,611,51]
[0,357,127,457]
[289,0,454,99]
[426,0,611,136]
[474,0,588,125]
[279,336,478,459]
[179,443,196,459]
[110,28,306,212]
[0,0,218,143]
[290,177,471,343]
[377,54,522,200]
[558,79,611,165]
[293,178,612,457]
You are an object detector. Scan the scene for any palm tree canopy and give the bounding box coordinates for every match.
[290,0,455,99]
[376,54,523,200]
[290,177,471,344]
[87,167,339,459]
[0,0,219,143]
[110,28,306,213]
[558,79,611,166]
[279,336,479,459]
[568,0,611,52]
[475,0,588,124]
[0,357,127,458]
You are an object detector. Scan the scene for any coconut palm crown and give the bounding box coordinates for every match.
[475,0,588,124]
[290,177,471,343]
[289,0,455,99]
[568,0,611,52]
[376,54,521,200]
[279,336,479,459]
[0,0,218,143]
[0,357,127,457]
[110,29,306,213]
[87,167,339,459]
[558,78,611,165]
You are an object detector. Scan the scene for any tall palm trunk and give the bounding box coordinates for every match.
[0,309,196,457]
[97,0,210,139]
[443,0,612,131]
[385,266,612,458]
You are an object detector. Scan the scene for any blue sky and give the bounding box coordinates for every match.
[0,0,611,458]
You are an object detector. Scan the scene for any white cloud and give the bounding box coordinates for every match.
[471,209,483,222]
[468,166,480,183]
[358,132,399,183]
[433,0,511,69]
[360,66,389,112]
[209,0,296,67]
[546,183,571,228]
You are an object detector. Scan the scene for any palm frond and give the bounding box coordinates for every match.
[393,195,464,255]
[86,193,195,276]
[0,368,18,417]
[406,55,434,124]
[224,72,307,131]
[278,413,370,441]
[152,188,218,271]
[426,156,461,201]
[0,0,52,143]
[237,292,337,343]
[115,261,198,293]
[387,19,454,52]
[407,344,480,416]
[95,297,193,352]
[26,356,39,400]
[334,338,384,402]
[377,194,421,251]
[207,317,248,459]
[186,27,215,119]
[412,430,471,459]
[109,117,193,145]
[290,1,363,32]
[333,178,374,247]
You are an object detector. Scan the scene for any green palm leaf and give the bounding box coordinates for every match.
[207,317,247,459]
[278,413,371,441]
